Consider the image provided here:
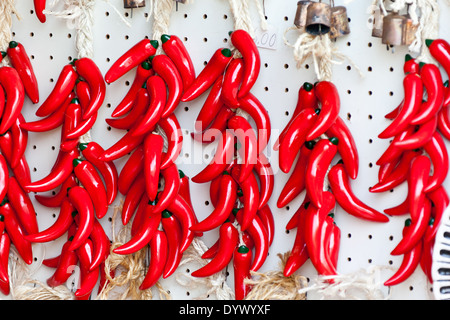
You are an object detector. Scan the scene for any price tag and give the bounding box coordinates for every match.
[253,24,279,50]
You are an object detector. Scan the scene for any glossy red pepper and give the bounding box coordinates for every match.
[10,114,28,169]
[305,137,339,209]
[111,61,154,118]
[139,230,168,290]
[328,162,389,222]
[384,196,409,217]
[118,145,144,195]
[194,77,224,133]
[33,0,47,23]
[153,162,180,214]
[64,110,98,142]
[0,132,31,189]
[408,155,431,221]
[89,219,110,271]
[7,176,39,234]
[393,115,438,150]
[254,153,274,210]
[284,208,309,277]
[325,214,340,270]
[191,172,237,232]
[98,129,144,161]
[307,81,340,141]
[0,66,25,134]
[144,133,164,201]
[379,73,423,139]
[24,148,79,193]
[60,97,82,152]
[425,186,449,242]
[122,175,146,226]
[230,30,260,98]
[73,158,108,219]
[221,58,244,107]
[423,131,449,193]
[182,48,233,102]
[404,54,420,74]
[68,186,95,251]
[191,221,238,277]
[34,174,77,208]
[159,114,183,170]
[0,155,8,205]
[257,204,274,246]
[74,58,106,120]
[106,87,149,130]
[192,129,235,183]
[7,41,39,104]
[191,107,234,144]
[21,97,73,132]
[105,39,159,84]
[79,141,118,206]
[161,211,183,278]
[0,233,10,288]
[130,194,149,237]
[426,39,450,105]
[232,165,260,231]
[285,195,310,231]
[376,126,416,166]
[233,245,252,300]
[384,219,423,286]
[278,107,318,174]
[178,169,194,211]
[74,240,100,300]
[437,103,450,140]
[46,238,79,287]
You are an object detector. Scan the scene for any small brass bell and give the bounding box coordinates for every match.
[305,1,332,36]
[123,0,145,8]
[382,12,417,46]
[329,6,350,39]
[371,6,384,38]
[294,1,313,31]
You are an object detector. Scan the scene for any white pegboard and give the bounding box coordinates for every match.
[3,0,450,300]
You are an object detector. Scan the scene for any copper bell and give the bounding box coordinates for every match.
[294,1,313,32]
[371,6,384,38]
[123,0,145,8]
[305,1,332,36]
[381,12,417,46]
[329,6,350,39]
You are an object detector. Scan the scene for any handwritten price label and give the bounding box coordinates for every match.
[253,24,279,50]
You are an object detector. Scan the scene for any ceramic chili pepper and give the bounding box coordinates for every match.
[328,162,389,223]
[7,176,39,234]
[46,237,79,287]
[305,137,339,209]
[122,175,146,226]
[424,186,449,242]
[426,39,450,104]
[284,209,309,277]
[111,61,154,118]
[278,107,318,174]
[105,39,159,84]
[191,129,235,183]
[0,132,31,189]
[285,196,310,231]
[0,66,25,134]
[158,114,183,170]
[420,235,434,283]
[75,240,100,300]
[118,145,144,195]
[257,204,274,246]
[384,219,423,286]
[60,98,82,152]
[437,102,450,140]
[423,131,449,193]
[378,73,423,139]
[161,211,183,279]
[325,213,340,270]
[68,186,95,251]
[233,245,252,300]
[0,233,10,288]
[230,30,260,98]
[191,107,235,144]
[144,133,165,201]
[64,111,98,142]
[130,194,150,237]
[10,115,28,170]
[221,58,244,107]
[152,162,180,214]
[232,165,260,231]
[392,115,438,150]
[376,126,416,166]
[79,141,119,206]
[404,54,420,74]
[254,153,274,210]
[139,230,168,290]
[182,48,233,102]
[98,129,144,162]
[194,77,225,133]
[408,155,431,222]
[7,41,39,104]
[34,174,77,208]
[307,81,340,141]
[33,0,47,23]
[0,155,8,205]
[191,221,238,277]
[88,219,110,271]
[191,172,238,232]
[384,196,409,217]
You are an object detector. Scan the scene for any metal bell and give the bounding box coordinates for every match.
[329,6,350,39]
[371,6,384,38]
[305,2,332,36]
[381,12,417,46]
[294,1,313,31]
[123,0,145,8]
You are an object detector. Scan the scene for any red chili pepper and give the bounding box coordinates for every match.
[105,39,159,84]
[420,236,434,283]
[192,129,235,183]
[284,209,309,277]
[34,174,77,208]
[191,172,237,232]
[194,77,224,133]
[24,148,79,193]
[0,132,31,189]
[68,186,95,251]
[26,197,75,243]
[426,39,450,105]
[7,41,39,104]
[254,153,274,210]
[153,162,180,214]
[305,137,339,209]
[384,196,409,216]
[221,58,244,107]
[425,186,449,242]
[7,176,39,234]
[285,195,310,231]
[423,131,449,193]
[36,63,78,117]
[60,97,82,152]
[64,112,98,142]
[376,126,416,166]
[411,63,444,125]
[98,129,144,162]
[144,133,164,201]
[74,58,106,120]
[46,237,79,287]
[0,66,25,134]
[230,30,260,98]
[393,116,438,150]
[178,170,194,211]
[182,48,233,102]
[33,0,47,23]
[118,145,144,195]
[437,103,450,140]
[139,229,168,290]
[11,116,28,170]
[404,54,420,74]
[74,240,100,300]
[326,116,359,179]
[113,206,161,255]
[158,114,183,170]
[0,200,33,265]
[111,61,154,118]
[233,245,252,300]
[278,107,318,174]
[0,155,8,206]
[130,193,149,237]
[191,107,234,144]
[378,73,423,139]
[122,175,146,226]
[192,221,238,277]
[384,219,423,286]
[79,141,119,206]
[237,93,271,155]
[408,155,431,221]
[88,219,110,271]
[232,166,260,231]
[257,204,274,246]
[167,193,198,253]
[73,158,108,219]
[307,81,340,141]
[0,233,10,287]
[328,162,389,222]
[303,191,338,277]
[106,87,149,130]
[161,210,183,278]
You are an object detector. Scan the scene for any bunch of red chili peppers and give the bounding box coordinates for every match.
[18,54,114,299]
[183,29,274,300]
[373,39,450,286]
[0,40,43,295]
[275,79,389,280]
